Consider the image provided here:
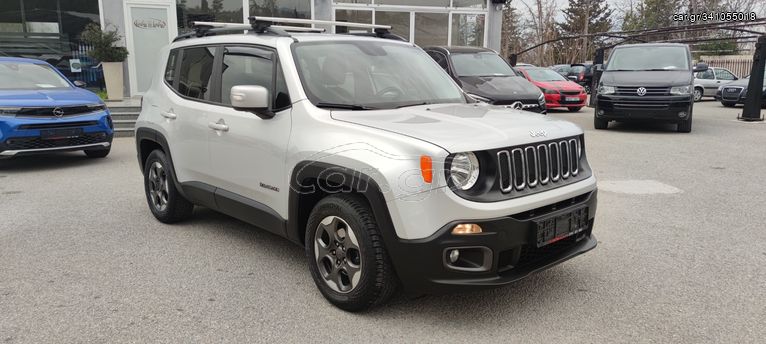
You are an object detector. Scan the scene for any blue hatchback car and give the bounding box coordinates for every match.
[0,57,113,159]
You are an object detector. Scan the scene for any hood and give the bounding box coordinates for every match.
[535,80,583,91]
[600,70,692,87]
[0,87,102,107]
[458,75,542,101]
[726,78,751,87]
[330,103,583,153]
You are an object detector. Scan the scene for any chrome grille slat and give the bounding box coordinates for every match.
[569,139,579,176]
[511,148,526,190]
[560,141,570,179]
[495,137,583,194]
[497,150,513,193]
[525,146,538,188]
[537,144,550,185]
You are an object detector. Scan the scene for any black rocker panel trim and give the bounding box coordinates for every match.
[180,181,218,210]
[214,187,287,237]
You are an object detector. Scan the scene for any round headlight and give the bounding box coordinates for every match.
[450,152,480,190]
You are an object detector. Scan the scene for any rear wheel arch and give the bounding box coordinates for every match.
[135,127,186,198]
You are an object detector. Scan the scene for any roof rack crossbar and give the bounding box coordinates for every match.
[248,16,392,31]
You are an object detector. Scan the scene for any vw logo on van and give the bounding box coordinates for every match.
[636,87,647,96]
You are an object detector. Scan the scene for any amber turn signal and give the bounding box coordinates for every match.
[452,223,483,235]
[420,155,433,184]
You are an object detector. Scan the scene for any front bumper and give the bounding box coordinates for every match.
[546,93,587,108]
[385,190,597,295]
[596,95,692,121]
[0,111,113,158]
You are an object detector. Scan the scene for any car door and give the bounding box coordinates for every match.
[714,68,738,93]
[160,46,217,186]
[696,68,717,96]
[206,45,292,230]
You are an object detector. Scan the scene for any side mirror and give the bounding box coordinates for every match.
[73,80,86,87]
[567,75,578,81]
[693,63,709,73]
[594,64,604,72]
[230,85,273,119]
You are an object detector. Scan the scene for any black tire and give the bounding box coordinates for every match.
[594,116,608,130]
[305,194,398,312]
[693,88,703,102]
[677,115,692,133]
[143,150,194,223]
[721,102,736,107]
[567,107,582,112]
[84,147,110,158]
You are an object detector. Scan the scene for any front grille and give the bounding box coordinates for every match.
[721,86,743,101]
[5,133,108,150]
[18,121,99,130]
[13,105,105,118]
[561,91,581,96]
[615,86,669,96]
[496,137,582,194]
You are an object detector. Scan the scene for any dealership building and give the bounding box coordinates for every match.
[0,0,503,97]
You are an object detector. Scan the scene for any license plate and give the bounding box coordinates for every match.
[41,128,83,139]
[535,207,588,247]
[565,97,580,102]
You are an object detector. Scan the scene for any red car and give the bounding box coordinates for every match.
[515,67,587,112]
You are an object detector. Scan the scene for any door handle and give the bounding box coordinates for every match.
[161,110,177,119]
[208,120,229,132]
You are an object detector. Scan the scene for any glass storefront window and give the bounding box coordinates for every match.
[377,0,450,6]
[452,0,486,8]
[177,0,244,33]
[414,12,448,47]
[375,11,410,41]
[451,13,484,46]
[335,9,372,33]
[0,0,102,87]
[250,0,312,19]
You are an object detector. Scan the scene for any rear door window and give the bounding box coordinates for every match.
[715,69,736,80]
[177,46,217,101]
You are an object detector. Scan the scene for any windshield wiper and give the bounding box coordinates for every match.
[315,102,377,110]
[642,68,682,71]
[395,102,431,109]
[609,69,639,71]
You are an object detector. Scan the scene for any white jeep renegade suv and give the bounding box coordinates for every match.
[135,18,598,311]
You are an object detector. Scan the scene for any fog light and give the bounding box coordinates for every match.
[452,223,482,235]
[448,249,460,263]
[597,109,604,116]
[678,111,687,118]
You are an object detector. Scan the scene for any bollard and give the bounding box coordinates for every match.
[739,35,765,121]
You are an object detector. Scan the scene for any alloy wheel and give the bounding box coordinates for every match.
[314,216,362,293]
[147,161,169,212]
[693,89,702,102]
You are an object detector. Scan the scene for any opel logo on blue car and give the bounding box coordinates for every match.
[53,107,65,118]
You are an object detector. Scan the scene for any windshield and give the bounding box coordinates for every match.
[293,41,465,110]
[451,52,516,77]
[606,46,690,71]
[0,62,71,89]
[525,68,567,81]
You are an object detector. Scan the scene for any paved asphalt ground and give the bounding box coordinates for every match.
[1,100,765,343]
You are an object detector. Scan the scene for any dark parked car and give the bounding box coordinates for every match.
[568,64,593,94]
[715,74,766,107]
[594,43,708,133]
[424,46,546,113]
[550,64,572,77]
